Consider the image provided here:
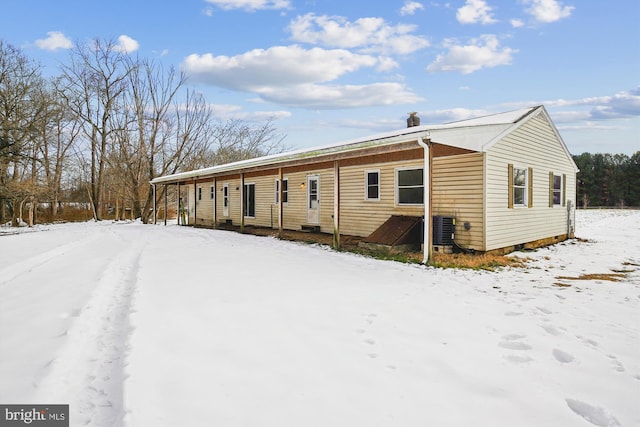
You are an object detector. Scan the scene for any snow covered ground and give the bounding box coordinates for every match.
[1,210,638,427]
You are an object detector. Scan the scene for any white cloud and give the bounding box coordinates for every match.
[562,88,640,120]
[288,13,430,55]
[35,31,72,51]
[400,1,425,16]
[427,35,517,74]
[376,56,400,72]
[510,19,524,28]
[456,0,497,25]
[500,88,640,122]
[209,104,292,121]
[182,45,422,109]
[183,45,379,90]
[258,82,423,109]
[113,35,139,53]
[524,0,574,23]
[204,0,290,11]
[419,108,492,124]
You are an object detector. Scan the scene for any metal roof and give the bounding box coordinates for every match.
[151,106,544,185]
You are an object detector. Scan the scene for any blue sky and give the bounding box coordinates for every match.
[2,0,639,155]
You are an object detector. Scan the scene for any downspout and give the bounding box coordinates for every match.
[418,137,432,264]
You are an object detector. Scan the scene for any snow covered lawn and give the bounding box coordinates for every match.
[1,210,638,427]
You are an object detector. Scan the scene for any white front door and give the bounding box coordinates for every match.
[223,184,229,217]
[307,175,320,224]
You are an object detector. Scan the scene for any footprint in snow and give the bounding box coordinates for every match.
[577,335,599,348]
[502,334,526,341]
[504,311,523,316]
[540,324,562,336]
[499,334,532,351]
[606,355,625,373]
[565,398,620,426]
[505,354,533,363]
[499,341,532,351]
[552,348,575,363]
[537,306,552,315]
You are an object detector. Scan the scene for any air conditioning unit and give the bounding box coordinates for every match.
[433,216,455,246]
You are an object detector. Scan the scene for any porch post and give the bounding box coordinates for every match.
[177,182,181,225]
[278,167,284,237]
[333,160,340,250]
[152,184,157,224]
[240,173,245,233]
[164,184,168,226]
[193,178,197,226]
[418,137,432,263]
[213,177,217,229]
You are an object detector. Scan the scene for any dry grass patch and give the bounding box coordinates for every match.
[556,273,626,282]
[429,253,528,271]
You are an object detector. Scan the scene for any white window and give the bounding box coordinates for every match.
[275,178,288,203]
[365,170,380,201]
[552,173,563,206]
[244,183,255,217]
[513,167,527,207]
[397,168,424,205]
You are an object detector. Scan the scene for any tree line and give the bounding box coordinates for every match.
[0,39,287,226]
[573,152,640,208]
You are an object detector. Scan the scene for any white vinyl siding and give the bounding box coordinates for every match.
[340,159,424,237]
[259,167,335,233]
[432,153,485,251]
[185,182,216,226]
[485,112,576,251]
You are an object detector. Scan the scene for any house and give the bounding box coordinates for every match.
[150,105,578,262]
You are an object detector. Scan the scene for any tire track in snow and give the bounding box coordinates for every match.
[34,233,147,427]
[0,232,103,287]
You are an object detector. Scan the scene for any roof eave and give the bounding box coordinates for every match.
[150,128,432,185]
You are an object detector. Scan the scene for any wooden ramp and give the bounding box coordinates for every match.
[363,215,423,248]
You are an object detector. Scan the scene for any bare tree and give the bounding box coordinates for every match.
[197,119,288,169]
[33,79,81,218]
[59,38,132,220]
[0,40,47,225]
[110,57,214,222]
